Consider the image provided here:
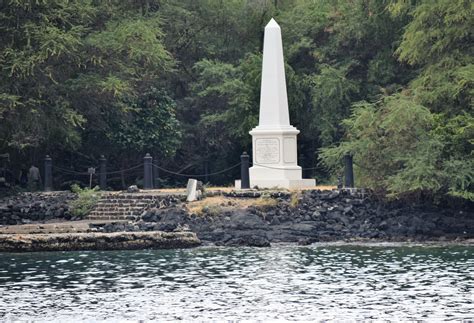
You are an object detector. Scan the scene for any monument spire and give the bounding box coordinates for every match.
[258,18,290,128]
[243,18,316,189]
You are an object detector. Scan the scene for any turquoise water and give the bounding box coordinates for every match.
[0,244,473,321]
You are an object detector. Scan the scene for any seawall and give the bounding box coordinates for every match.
[1,189,473,248]
[0,231,200,252]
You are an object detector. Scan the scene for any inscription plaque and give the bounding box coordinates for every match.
[256,138,280,164]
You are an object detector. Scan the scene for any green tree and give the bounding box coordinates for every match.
[320,94,473,200]
[391,0,473,114]
[1,0,471,194]
[109,88,181,157]
[321,0,473,200]
[0,1,176,182]
[0,1,93,152]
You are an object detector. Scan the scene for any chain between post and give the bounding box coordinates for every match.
[151,162,241,177]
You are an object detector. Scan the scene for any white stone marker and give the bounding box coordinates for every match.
[248,18,316,189]
[186,179,198,202]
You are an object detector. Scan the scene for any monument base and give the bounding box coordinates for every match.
[235,178,316,190]
[252,178,315,189]
[244,126,316,190]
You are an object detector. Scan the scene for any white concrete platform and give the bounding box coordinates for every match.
[235,178,316,189]
[250,179,315,189]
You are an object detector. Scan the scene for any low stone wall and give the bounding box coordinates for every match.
[0,231,200,252]
[101,189,474,246]
[1,189,472,248]
[0,192,76,225]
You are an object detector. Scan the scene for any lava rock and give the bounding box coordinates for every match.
[0,192,75,225]
[127,185,140,193]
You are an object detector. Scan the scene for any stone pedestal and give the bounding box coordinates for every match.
[246,19,315,189]
[249,127,315,189]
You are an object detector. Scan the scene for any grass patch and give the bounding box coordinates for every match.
[186,195,279,216]
[253,196,278,210]
[200,204,223,216]
[70,184,101,218]
[289,191,300,208]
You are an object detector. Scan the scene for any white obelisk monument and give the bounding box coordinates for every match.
[248,18,316,189]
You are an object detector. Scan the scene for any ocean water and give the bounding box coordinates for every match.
[0,244,472,321]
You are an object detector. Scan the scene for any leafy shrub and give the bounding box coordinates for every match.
[70,184,101,218]
[320,94,473,201]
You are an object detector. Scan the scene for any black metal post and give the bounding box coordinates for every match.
[240,152,250,189]
[44,155,52,192]
[344,154,354,188]
[143,153,153,190]
[99,155,107,190]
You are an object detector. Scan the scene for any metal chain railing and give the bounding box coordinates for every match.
[151,162,241,177]
[53,161,319,180]
[44,151,352,190]
[52,166,89,175]
[53,163,142,176]
[99,164,142,175]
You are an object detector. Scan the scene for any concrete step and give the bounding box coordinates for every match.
[92,208,148,212]
[92,210,146,214]
[100,195,162,200]
[94,204,150,209]
[87,193,176,220]
[88,215,129,220]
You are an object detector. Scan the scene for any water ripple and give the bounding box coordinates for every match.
[0,244,473,321]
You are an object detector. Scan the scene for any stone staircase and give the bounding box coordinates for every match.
[87,193,184,221]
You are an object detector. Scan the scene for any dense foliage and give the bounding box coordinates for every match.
[321,0,473,200]
[0,0,472,200]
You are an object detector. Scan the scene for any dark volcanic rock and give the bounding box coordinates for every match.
[220,234,270,247]
[0,231,201,252]
[227,212,267,230]
[10,188,469,248]
[225,190,262,198]
[0,192,75,225]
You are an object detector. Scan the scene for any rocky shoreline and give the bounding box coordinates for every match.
[0,189,473,251]
[124,189,474,247]
[0,231,200,252]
